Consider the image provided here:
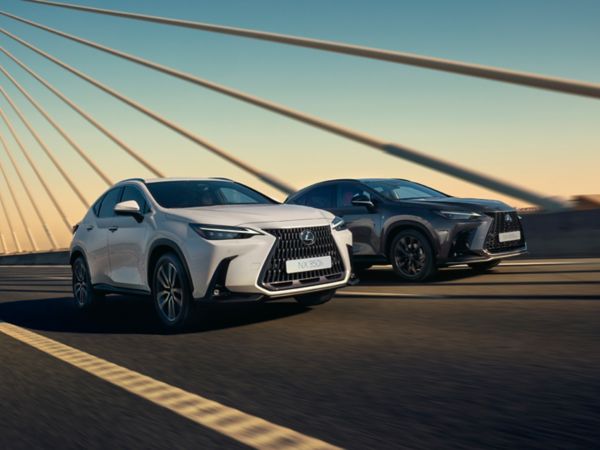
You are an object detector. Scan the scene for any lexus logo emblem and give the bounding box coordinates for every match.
[505,213,513,222]
[299,230,316,246]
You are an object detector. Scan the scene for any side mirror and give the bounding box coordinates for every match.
[351,193,375,209]
[114,200,143,221]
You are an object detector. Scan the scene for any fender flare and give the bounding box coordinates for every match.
[147,238,194,292]
[383,219,439,258]
[69,245,87,265]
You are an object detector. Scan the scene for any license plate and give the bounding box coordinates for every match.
[499,230,521,243]
[285,256,332,274]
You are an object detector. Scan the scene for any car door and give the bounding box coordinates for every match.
[86,187,123,285]
[330,182,382,256]
[107,185,153,291]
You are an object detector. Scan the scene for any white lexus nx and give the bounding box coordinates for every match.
[70,178,352,329]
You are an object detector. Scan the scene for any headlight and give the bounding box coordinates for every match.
[436,211,482,220]
[190,224,261,240]
[331,216,346,231]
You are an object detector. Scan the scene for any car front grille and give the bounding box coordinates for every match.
[260,226,345,291]
[484,211,525,253]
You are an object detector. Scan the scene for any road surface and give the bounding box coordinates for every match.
[0,260,599,449]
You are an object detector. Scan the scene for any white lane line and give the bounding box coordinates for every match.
[339,291,421,298]
[368,260,600,270]
[0,321,340,450]
[499,261,599,266]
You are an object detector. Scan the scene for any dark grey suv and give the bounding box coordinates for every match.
[286,178,527,281]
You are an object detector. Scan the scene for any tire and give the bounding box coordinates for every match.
[469,260,501,272]
[72,256,104,311]
[295,288,336,307]
[389,229,436,282]
[152,253,193,331]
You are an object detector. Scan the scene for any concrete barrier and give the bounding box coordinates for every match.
[0,209,598,264]
[0,250,69,266]
[520,208,600,258]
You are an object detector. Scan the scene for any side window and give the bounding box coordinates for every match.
[338,182,371,208]
[121,186,149,213]
[97,187,123,218]
[297,185,337,209]
[92,194,105,216]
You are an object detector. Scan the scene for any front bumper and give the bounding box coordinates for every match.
[437,211,527,266]
[445,245,527,265]
[182,219,353,301]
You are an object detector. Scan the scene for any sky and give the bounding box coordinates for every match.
[0,0,598,251]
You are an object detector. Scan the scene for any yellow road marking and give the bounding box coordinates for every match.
[0,321,340,450]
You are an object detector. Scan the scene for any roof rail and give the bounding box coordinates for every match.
[118,177,145,184]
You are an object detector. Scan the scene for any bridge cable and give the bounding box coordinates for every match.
[0,132,44,250]
[0,15,563,208]
[0,107,64,244]
[0,27,295,194]
[21,0,600,100]
[0,48,163,179]
[0,164,21,252]
[0,58,112,186]
[0,86,89,208]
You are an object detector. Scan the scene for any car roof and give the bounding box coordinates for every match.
[294,178,412,188]
[358,178,410,182]
[117,177,235,185]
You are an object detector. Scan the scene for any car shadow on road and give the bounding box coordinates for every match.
[0,295,309,335]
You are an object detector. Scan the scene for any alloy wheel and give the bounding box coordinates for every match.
[394,236,427,277]
[73,259,89,307]
[155,261,184,323]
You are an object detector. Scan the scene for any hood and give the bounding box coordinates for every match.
[403,197,513,212]
[165,204,333,227]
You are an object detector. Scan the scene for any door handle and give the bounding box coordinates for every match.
[86,225,94,231]
[108,226,119,232]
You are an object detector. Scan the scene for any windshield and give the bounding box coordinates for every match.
[146,180,276,208]
[362,179,447,201]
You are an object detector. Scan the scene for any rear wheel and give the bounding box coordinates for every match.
[469,260,501,272]
[152,253,193,331]
[72,256,104,311]
[390,230,436,282]
[295,288,336,307]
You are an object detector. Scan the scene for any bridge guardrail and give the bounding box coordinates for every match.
[1,209,598,265]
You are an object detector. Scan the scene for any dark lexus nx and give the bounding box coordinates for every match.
[286,178,527,281]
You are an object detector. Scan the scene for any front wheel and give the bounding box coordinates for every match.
[152,253,193,331]
[469,260,501,272]
[390,230,436,282]
[72,256,104,311]
[295,288,336,307]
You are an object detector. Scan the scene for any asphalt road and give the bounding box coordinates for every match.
[0,260,599,449]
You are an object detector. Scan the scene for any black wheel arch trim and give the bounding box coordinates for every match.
[70,245,87,265]
[148,238,195,293]
[383,219,439,259]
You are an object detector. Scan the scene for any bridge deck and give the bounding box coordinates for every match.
[0,260,599,449]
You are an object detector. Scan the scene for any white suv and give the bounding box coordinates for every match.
[70,178,352,329]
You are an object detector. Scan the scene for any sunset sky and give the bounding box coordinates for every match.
[0,0,598,251]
